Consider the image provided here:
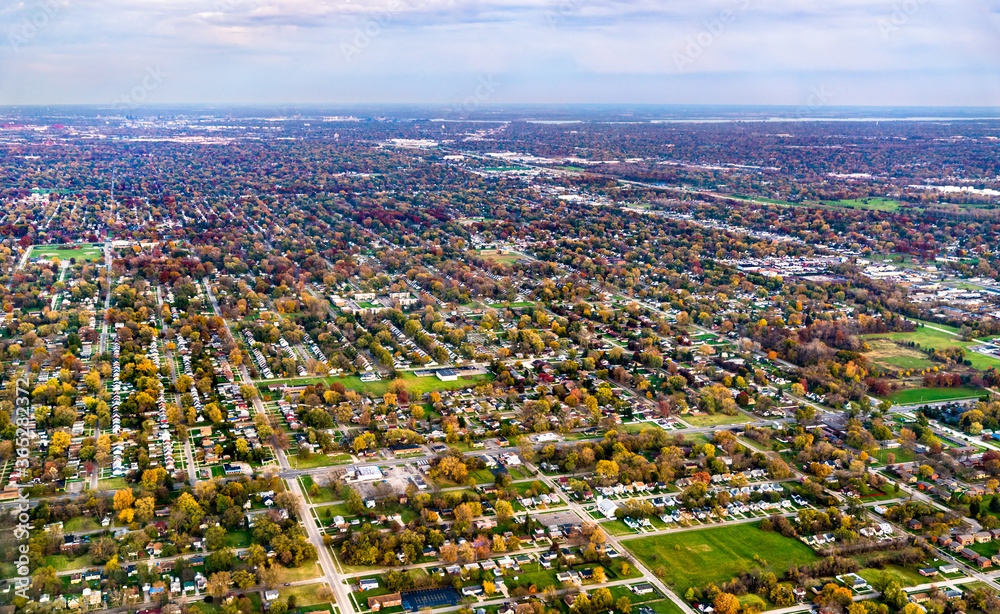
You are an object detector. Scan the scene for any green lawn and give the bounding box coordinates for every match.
[864,338,936,371]
[644,599,687,614]
[44,553,93,572]
[97,477,127,490]
[262,372,493,399]
[63,516,101,532]
[274,560,322,583]
[225,530,252,549]
[279,582,331,606]
[968,540,1000,558]
[29,243,103,263]
[865,325,1000,371]
[818,197,901,212]
[680,412,747,427]
[301,475,340,504]
[888,386,985,405]
[621,523,818,596]
[871,447,916,464]
[290,452,342,469]
[316,502,354,525]
[855,564,927,588]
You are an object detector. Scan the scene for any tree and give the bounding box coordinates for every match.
[616,597,632,614]
[595,460,619,480]
[232,570,256,589]
[257,564,280,589]
[175,492,205,525]
[714,593,740,614]
[105,556,121,573]
[113,488,134,511]
[572,594,592,614]
[589,526,607,546]
[50,431,71,455]
[207,571,232,598]
[495,499,514,522]
[275,491,302,515]
[592,588,613,610]
[206,525,227,550]
[345,488,365,515]
[592,567,606,584]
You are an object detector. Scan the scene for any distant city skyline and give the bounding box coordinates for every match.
[0,0,998,107]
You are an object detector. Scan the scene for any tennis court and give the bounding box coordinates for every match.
[401,588,460,611]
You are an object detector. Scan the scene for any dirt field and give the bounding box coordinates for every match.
[478,250,523,265]
[865,338,935,371]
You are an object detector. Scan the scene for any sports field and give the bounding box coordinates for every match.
[30,243,102,262]
[888,386,984,405]
[621,523,817,596]
[478,249,523,265]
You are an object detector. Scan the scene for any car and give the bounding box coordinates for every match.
[284,583,291,586]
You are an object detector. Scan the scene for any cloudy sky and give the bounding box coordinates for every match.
[0,0,998,107]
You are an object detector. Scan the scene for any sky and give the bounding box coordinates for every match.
[0,0,999,107]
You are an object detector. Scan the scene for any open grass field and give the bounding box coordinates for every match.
[316,502,354,522]
[864,325,1000,371]
[855,564,926,588]
[864,338,935,371]
[871,447,916,464]
[63,516,101,532]
[301,475,340,504]
[261,371,493,399]
[621,523,817,596]
[680,412,746,427]
[44,553,93,572]
[888,386,985,405]
[477,250,523,265]
[289,451,349,469]
[644,600,688,614]
[29,243,102,262]
[819,197,901,212]
[279,582,331,607]
[97,477,127,490]
[274,560,322,583]
[225,530,252,549]
[732,195,799,207]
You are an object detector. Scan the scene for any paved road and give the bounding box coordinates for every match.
[203,279,356,614]
[98,243,113,355]
[528,461,698,614]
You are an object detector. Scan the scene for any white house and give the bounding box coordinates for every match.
[596,497,619,519]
